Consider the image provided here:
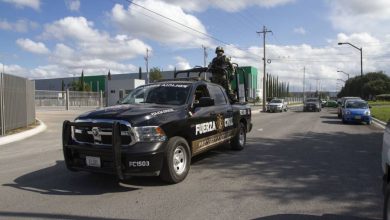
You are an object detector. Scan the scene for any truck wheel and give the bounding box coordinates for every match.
[160,137,191,184]
[230,122,246,151]
[384,183,390,220]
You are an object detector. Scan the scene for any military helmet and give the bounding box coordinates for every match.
[215,46,224,53]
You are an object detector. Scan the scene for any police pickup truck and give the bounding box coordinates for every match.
[62,68,252,183]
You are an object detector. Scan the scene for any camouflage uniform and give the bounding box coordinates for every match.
[209,47,237,101]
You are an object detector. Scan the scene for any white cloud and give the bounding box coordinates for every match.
[16,38,50,54]
[65,0,80,11]
[0,63,28,77]
[1,0,40,10]
[28,16,150,78]
[327,0,390,34]
[0,19,38,32]
[293,27,306,35]
[159,0,294,12]
[218,31,390,92]
[42,16,150,61]
[174,56,191,70]
[110,1,211,48]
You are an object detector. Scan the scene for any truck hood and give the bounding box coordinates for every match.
[76,104,185,126]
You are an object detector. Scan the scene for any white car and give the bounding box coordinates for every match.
[266,99,288,113]
[382,121,390,219]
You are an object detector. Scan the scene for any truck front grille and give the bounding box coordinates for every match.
[74,124,133,145]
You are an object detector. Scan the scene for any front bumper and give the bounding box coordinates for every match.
[63,121,166,179]
[343,114,371,123]
[267,106,282,112]
[304,105,319,111]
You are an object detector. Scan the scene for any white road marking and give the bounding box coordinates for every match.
[257,128,263,131]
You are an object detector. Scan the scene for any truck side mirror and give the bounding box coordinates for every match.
[195,97,214,108]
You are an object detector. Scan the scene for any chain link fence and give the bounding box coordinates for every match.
[0,73,36,136]
[35,90,104,109]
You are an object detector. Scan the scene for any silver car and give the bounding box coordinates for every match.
[266,99,288,113]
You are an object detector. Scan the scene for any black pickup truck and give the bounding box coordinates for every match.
[62,68,252,183]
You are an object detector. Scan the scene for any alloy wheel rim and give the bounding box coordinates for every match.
[173,145,187,175]
[239,127,245,146]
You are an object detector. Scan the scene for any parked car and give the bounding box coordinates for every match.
[324,100,338,108]
[266,98,288,112]
[321,99,327,107]
[303,98,321,112]
[337,96,361,118]
[341,99,372,124]
[382,121,390,219]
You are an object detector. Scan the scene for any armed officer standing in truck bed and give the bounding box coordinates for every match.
[209,46,237,102]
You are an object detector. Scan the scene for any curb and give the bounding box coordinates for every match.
[372,117,387,129]
[0,119,47,146]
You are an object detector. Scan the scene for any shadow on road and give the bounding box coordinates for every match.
[192,130,383,218]
[321,120,342,124]
[3,161,138,195]
[320,115,339,119]
[253,214,377,220]
[0,211,131,220]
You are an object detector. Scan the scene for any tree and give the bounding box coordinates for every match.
[80,70,85,91]
[338,71,390,99]
[150,67,162,82]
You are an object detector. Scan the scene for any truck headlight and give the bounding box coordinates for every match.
[133,126,167,142]
[364,110,371,116]
[345,111,351,115]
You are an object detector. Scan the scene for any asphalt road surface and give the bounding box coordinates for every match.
[0,107,384,220]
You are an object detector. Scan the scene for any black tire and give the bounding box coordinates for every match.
[384,183,390,220]
[338,113,341,118]
[160,137,191,184]
[342,118,347,124]
[230,122,246,150]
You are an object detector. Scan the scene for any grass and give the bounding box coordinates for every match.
[371,106,390,123]
[368,100,390,106]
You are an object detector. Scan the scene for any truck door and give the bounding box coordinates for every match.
[188,84,218,155]
[207,84,235,134]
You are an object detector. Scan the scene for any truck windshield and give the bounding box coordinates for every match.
[121,83,190,105]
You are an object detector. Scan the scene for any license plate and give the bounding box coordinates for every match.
[355,116,361,119]
[86,156,101,167]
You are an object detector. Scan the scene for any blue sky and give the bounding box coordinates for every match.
[1,0,390,92]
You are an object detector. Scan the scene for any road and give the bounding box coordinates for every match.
[0,107,384,220]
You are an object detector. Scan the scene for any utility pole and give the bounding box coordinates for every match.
[144,49,149,84]
[303,66,305,102]
[257,26,272,112]
[202,45,208,67]
[202,45,208,80]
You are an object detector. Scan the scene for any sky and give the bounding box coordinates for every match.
[1,0,390,92]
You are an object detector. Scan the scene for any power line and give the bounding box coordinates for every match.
[123,0,231,45]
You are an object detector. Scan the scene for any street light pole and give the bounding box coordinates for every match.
[338,42,363,77]
[337,78,346,83]
[337,70,349,80]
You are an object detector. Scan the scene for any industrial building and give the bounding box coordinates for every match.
[34,66,260,105]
